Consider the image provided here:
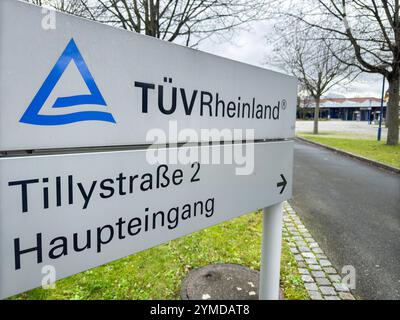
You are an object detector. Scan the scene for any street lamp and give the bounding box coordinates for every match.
[377,75,385,141]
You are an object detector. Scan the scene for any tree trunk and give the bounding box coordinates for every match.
[313,97,320,134]
[386,76,399,145]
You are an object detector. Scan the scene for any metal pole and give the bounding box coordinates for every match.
[378,75,385,141]
[259,202,283,300]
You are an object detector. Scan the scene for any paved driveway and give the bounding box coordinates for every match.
[296,120,388,139]
[290,140,400,300]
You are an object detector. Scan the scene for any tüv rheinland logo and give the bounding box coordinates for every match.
[20,38,116,125]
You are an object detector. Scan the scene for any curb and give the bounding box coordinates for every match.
[283,202,356,300]
[295,137,400,174]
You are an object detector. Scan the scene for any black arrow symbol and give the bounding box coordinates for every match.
[277,174,287,194]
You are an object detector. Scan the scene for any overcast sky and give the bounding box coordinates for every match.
[198,21,385,99]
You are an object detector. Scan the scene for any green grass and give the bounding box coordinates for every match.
[298,132,400,169]
[10,211,308,300]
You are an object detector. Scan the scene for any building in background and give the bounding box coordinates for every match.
[298,97,387,122]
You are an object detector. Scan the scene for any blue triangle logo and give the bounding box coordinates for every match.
[20,38,116,125]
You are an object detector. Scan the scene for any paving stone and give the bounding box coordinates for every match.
[338,292,355,300]
[333,283,350,292]
[296,241,307,247]
[315,277,331,286]
[312,247,324,254]
[294,254,304,261]
[319,259,332,267]
[305,258,318,265]
[328,274,341,283]
[325,296,340,300]
[290,247,299,254]
[301,275,314,283]
[311,271,325,278]
[319,286,337,296]
[305,283,318,291]
[298,268,310,275]
[309,264,322,271]
[324,267,338,274]
[301,252,315,258]
[308,291,323,300]
[284,201,347,300]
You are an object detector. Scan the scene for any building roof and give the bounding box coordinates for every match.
[301,97,386,109]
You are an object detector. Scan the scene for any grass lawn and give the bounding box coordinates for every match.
[298,132,400,169]
[11,211,308,300]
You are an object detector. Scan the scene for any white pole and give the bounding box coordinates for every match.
[259,202,283,300]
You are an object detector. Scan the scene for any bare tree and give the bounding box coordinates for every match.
[271,0,399,145]
[26,0,44,5]
[26,0,91,15]
[26,0,268,47]
[270,24,358,134]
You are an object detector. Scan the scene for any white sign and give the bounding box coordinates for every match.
[0,0,296,151]
[0,141,293,299]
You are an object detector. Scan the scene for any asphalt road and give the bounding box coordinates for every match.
[290,140,400,300]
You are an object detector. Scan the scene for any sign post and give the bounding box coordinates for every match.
[259,203,284,300]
